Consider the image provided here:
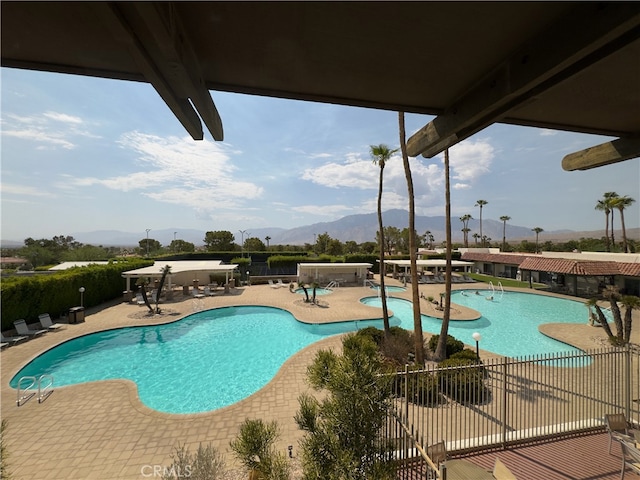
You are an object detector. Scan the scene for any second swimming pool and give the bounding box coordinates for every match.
[10,292,591,414]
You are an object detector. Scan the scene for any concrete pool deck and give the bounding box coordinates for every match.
[1,278,637,479]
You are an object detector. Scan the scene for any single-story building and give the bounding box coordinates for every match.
[121,260,238,293]
[385,259,475,278]
[297,263,373,287]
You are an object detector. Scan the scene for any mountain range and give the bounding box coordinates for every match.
[4,209,635,248]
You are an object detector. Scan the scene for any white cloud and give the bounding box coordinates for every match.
[68,132,264,207]
[291,204,354,217]
[42,111,83,124]
[443,138,495,182]
[539,128,558,136]
[0,182,57,197]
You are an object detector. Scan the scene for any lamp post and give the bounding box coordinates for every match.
[239,229,249,257]
[145,228,151,256]
[79,286,85,308]
[472,332,482,361]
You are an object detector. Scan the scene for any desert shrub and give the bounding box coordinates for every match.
[356,326,385,346]
[437,357,486,404]
[427,334,464,358]
[230,418,290,480]
[450,348,481,362]
[161,442,225,480]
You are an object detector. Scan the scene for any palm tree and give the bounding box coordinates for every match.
[604,192,619,248]
[532,227,543,253]
[434,148,453,362]
[475,200,488,247]
[621,295,640,344]
[265,235,271,249]
[472,232,480,246]
[424,230,435,249]
[612,195,635,253]
[500,215,511,251]
[459,214,472,248]
[595,198,612,251]
[399,112,424,365]
[155,264,172,313]
[371,143,398,336]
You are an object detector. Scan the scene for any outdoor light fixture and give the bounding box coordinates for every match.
[472,332,482,361]
[79,286,86,308]
[288,445,293,458]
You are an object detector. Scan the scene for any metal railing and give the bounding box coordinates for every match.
[386,345,639,478]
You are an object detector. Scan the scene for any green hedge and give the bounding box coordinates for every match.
[1,259,152,331]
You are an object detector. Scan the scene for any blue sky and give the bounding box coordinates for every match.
[1,67,638,243]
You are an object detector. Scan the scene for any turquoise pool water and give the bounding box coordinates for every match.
[370,285,406,292]
[295,287,332,295]
[361,291,590,358]
[11,292,590,414]
[9,306,384,414]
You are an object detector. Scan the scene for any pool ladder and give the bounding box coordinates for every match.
[16,374,54,406]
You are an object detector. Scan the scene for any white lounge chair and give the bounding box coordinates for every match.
[1,333,27,345]
[277,279,286,288]
[203,286,215,296]
[268,279,280,289]
[135,292,146,306]
[39,313,63,331]
[13,319,47,337]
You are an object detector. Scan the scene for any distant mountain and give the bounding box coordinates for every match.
[2,211,637,248]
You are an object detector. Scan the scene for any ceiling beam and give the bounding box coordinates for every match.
[562,138,640,171]
[406,3,640,158]
[96,2,223,141]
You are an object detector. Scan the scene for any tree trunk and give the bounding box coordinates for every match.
[435,149,452,362]
[399,112,424,365]
[377,166,390,335]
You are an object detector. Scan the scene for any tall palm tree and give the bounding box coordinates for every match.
[475,200,488,247]
[265,236,271,249]
[472,232,480,246]
[399,112,424,365]
[500,215,511,251]
[532,227,544,253]
[459,214,472,247]
[434,148,453,362]
[595,198,612,251]
[155,265,172,313]
[612,195,635,253]
[370,143,398,336]
[621,295,640,344]
[604,192,619,248]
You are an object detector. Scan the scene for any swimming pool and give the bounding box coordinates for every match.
[361,291,590,358]
[9,306,384,414]
[370,285,406,292]
[11,292,590,414]
[295,287,332,295]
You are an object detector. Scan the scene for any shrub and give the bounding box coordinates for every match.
[437,357,486,404]
[427,334,464,358]
[450,348,481,362]
[161,443,225,480]
[229,419,290,480]
[356,326,385,346]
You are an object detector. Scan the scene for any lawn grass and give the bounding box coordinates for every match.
[467,273,548,290]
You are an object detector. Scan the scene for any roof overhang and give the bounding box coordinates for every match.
[2,2,639,169]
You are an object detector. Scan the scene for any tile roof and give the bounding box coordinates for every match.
[518,257,621,275]
[460,252,529,264]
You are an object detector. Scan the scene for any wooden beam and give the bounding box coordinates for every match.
[98,2,223,141]
[407,3,640,158]
[562,137,640,171]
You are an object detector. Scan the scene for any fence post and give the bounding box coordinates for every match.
[501,356,508,449]
[625,345,631,421]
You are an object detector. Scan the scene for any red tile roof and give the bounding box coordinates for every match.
[460,252,529,264]
[518,258,620,275]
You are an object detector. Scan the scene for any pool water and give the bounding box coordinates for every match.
[370,285,406,292]
[9,306,384,414]
[11,292,591,414]
[361,291,590,358]
[295,287,332,295]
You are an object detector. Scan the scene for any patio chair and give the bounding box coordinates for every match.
[0,333,27,345]
[268,279,280,289]
[620,441,640,479]
[605,413,638,454]
[277,279,286,287]
[38,313,63,331]
[493,458,517,480]
[203,286,215,296]
[13,319,47,337]
[135,292,146,306]
[427,441,447,478]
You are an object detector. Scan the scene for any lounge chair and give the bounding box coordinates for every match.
[493,458,517,480]
[277,279,286,288]
[135,292,146,306]
[13,319,47,337]
[38,313,63,331]
[203,286,215,296]
[0,342,8,349]
[620,441,640,479]
[606,413,639,454]
[0,333,27,345]
[268,279,280,289]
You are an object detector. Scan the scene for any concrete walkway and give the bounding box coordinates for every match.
[1,279,635,479]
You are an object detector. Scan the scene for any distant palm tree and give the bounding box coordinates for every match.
[604,192,619,248]
[459,214,472,247]
[399,112,424,365]
[475,200,488,247]
[612,195,635,253]
[500,215,511,251]
[532,227,544,253]
[595,198,612,251]
[265,236,271,249]
[472,232,480,246]
[371,143,398,336]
